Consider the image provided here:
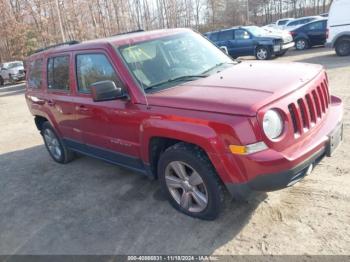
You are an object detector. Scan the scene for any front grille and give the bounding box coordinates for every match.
[288,78,330,136]
[18,70,24,74]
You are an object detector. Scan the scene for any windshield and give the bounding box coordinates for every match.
[6,62,22,69]
[117,32,233,92]
[245,26,267,36]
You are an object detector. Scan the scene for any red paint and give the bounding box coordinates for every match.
[25,29,343,185]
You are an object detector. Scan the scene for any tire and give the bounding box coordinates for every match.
[0,76,4,86]
[335,38,350,56]
[41,122,75,164]
[255,46,271,60]
[295,38,309,50]
[158,142,225,220]
[9,74,15,85]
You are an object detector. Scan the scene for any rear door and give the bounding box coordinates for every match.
[45,54,81,142]
[306,20,327,46]
[217,30,235,56]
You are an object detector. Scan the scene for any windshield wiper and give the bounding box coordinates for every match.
[200,62,236,75]
[145,74,208,90]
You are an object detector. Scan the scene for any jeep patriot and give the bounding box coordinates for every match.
[25,29,343,220]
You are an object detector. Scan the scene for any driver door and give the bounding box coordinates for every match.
[72,51,143,164]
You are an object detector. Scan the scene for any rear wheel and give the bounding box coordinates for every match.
[41,122,75,164]
[0,76,4,86]
[295,38,309,50]
[255,46,271,60]
[335,38,350,56]
[158,143,224,220]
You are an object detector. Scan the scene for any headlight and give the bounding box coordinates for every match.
[263,109,284,139]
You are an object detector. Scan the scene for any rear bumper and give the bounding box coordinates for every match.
[274,42,295,53]
[222,96,343,200]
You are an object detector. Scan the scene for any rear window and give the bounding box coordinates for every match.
[47,56,70,90]
[28,59,43,89]
[218,30,233,41]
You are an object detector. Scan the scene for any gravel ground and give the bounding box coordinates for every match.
[0,48,349,255]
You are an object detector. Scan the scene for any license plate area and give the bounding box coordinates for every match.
[327,123,343,157]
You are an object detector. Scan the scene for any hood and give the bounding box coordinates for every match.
[260,30,293,43]
[147,61,323,116]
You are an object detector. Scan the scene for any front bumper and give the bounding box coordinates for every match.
[11,73,25,81]
[223,96,343,200]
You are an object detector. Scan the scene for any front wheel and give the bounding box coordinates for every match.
[0,76,4,86]
[295,38,309,50]
[335,38,350,56]
[255,46,271,60]
[158,143,224,220]
[42,122,75,164]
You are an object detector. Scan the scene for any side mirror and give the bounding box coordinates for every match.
[219,46,228,55]
[90,80,127,102]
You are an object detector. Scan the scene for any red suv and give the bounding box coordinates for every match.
[25,29,343,220]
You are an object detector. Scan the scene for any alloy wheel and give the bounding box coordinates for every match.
[256,48,268,60]
[296,39,306,50]
[165,161,208,213]
[43,129,62,160]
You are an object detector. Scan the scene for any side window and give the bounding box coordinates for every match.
[234,30,250,40]
[209,33,219,42]
[76,54,119,93]
[28,59,43,89]
[307,21,323,30]
[218,30,233,41]
[47,56,70,90]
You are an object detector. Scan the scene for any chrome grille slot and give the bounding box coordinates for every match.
[288,77,330,137]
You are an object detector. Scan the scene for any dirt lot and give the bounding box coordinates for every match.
[0,48,349,255]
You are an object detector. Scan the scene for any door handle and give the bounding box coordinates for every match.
[47,99,55,106]
[76,105,89,112]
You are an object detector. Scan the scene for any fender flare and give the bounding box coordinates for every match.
[139,117,240,183]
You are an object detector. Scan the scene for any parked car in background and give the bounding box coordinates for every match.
[319,13,328,17]
[290,18,328,50]
[284,16,322,29]
[326,0,350,56]
[275,18,294,27]
[205,26,294,60]
[0,61,25,86]
[25,28,343,220]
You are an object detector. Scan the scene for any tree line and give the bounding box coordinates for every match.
[0,0,332,62]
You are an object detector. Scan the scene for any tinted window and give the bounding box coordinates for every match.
[278,20,289,25]
[218,30,233,41]
[47,56,70,90]
[234,30,250,40]
[209,33,219,42]
[76,54,119,93]
[28,59,43,89]
[288,20,300,26]
[306,21,325,30]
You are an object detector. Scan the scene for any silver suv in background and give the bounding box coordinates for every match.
[0,61,25,86]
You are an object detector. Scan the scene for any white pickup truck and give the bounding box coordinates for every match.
[0,61,25,86]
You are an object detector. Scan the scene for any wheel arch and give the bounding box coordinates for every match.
[140,119,231,182]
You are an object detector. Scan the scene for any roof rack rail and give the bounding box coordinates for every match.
[112,29,144,37]
[33,40,80,54]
